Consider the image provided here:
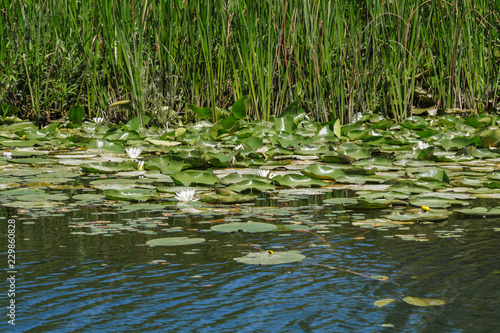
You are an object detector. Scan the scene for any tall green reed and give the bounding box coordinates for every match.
[1,0,499,125]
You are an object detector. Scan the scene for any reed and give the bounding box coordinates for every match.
[1,0,499,125]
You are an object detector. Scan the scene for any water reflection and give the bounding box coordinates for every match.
[2,205,500,332]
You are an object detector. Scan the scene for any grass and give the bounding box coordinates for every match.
[1,0,499,125]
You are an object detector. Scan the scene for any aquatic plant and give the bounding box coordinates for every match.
[174,190,198,202]
[125,148,142,160]
[1,0,498,124]
[93,117,104,125]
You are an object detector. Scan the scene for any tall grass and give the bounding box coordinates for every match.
[1,0,499,125]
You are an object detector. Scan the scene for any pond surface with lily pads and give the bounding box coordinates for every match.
[1,113,500,332]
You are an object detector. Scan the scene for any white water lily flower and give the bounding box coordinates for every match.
[257,169,277,179]
[3,152,12,158]
[258,169,270,177]
[93,117,104,125]
[413,141,430,150]
[427,107,438,116]
[235,144,244,150]
[125,147,142,159]
[175,189,199,202]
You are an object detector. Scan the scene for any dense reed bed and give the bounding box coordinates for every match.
[1,0,499,125]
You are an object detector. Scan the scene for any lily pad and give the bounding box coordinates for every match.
[409,197,468,208]
[81,161,136,174]
[200,193,257,204]
[452,207,500,217]
[146,237,205,246]
[273,174,328,188]
[416,170,450,183]
[386,210,451,222]
[234,250,305,265]
[374,299,397,308]
[227,179,276,192]
[211,222,277,233]
[403,297,445,306]
[301,165,346,180]
[170,170,220,186]
[103,189,160,202]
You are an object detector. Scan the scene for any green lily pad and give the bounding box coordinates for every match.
[147,138,182,146]
[374,299,397,308]
[103,189,160,202]
[146,237,205,246]
[146,156,185,175]
[479,128,500,147]
[416,170,450,183]
[386,210,451,222]
[81,161,137,174]
[211,222,277,233]
[323,197,358,205]
[273,174,328,188]
[345,199,407,210]
[301,165,346,180]
[87,139,124,153]
[453,207,500,217]
[227,179,276,192]
[234,250,305,265]
[170,170,220,186]
[409,196,468,208]
[403,297,445,306]
[200,193,257,204]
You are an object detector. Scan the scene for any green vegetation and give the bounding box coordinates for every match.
[1,0,499,125]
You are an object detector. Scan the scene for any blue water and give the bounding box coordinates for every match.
[2,209,500,332]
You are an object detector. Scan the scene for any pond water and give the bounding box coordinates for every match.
[2,195,500,332]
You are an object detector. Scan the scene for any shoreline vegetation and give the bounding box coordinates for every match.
[1,0,499,126]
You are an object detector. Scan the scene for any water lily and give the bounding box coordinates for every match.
[3,152,12,158]
[413,141,430,150]
[427,106,438,116]
[125,147,142,160]
[93,117,104,125]
[137,161,145,171]
[257,169,277,179]
[235,144,244,150]
[175,189,199,202]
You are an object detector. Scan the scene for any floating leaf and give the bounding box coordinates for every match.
[227,179,276,192]
[403,297,445,307]
[273,174,328,188]
[87,139,124,153]
[234,250,305,265]
[103,189,160,202]
[146,156,185,175]
[345,199,407,210]
[242,136,263,151]
[416,170,450,183]
[200,193,257,204]
[81,161,136,174]
[409,197,468,208]
[453,207,500,217]
[146,237,205,246]
[211,222,277,233]
[301,165,346,180]
[170,170,219,186]
[386,210,451,222]
[374,299,396,308]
